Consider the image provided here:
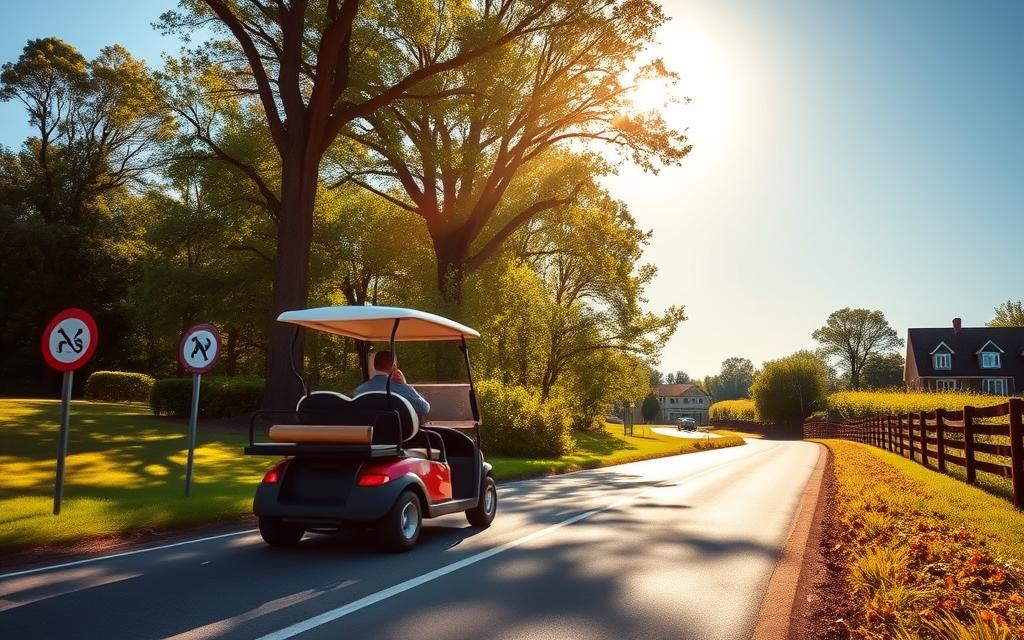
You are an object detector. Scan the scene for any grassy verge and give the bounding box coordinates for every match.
[819,439,1024,638]
[0,399,743,554]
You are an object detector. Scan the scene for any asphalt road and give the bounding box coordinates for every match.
[0,439,820,640]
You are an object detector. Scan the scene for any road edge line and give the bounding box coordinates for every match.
[751,441,830,640]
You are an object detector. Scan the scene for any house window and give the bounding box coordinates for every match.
[934,379,956,391]
[983,378,1007,395]
[933,352,951,369]
[981,352,1001,369]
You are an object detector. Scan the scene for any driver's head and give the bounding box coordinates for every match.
[373,350,395,374]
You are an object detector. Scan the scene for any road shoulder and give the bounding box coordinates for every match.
[751,441,830,640]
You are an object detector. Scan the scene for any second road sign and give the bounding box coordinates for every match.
[179,323,221,374]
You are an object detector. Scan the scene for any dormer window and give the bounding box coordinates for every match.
[976,341,1004,369]
[933,352,951,369]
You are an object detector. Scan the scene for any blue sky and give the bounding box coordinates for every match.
[2,0,1022,378]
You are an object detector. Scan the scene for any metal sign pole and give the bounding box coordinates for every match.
[185,373,201,496]
[53,370,74,515]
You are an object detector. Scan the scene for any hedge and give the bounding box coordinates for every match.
[85,371,155,403]
[476,379,575,457]
[150,376,264,418]
[709,398,758,422]
[826,389,1010,420]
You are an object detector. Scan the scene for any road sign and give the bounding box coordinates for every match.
[41,308,98,515]
[179,323,221,374]
[41,308,98,372]
[179,323,221,496]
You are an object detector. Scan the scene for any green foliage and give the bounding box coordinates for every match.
[988,300,1024,328]
[476,379,575,457]
[704,357,755,401]
[641,392,661,422]
[0,38,171,390]
[861,352,906,389]
[751,351,829,425]
[150,376,264,418]
[84,371,155,403]
[709,399,759,422]
[812,308,902,389]
[827,390,1009,419]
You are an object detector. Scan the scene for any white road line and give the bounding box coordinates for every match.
[0,529,258,580]
[255,449,777,640]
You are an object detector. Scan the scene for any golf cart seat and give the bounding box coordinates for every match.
[267,390,418,446]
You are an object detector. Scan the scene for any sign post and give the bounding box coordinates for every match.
[179,323,221,496]
[41,308,98,515]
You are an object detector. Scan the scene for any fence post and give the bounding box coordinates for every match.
[887,414,894,452]
[1008,398,1023,509]
[919,411,929,467]
[898,414,905,456]
[935,408,946,473]
[964,405,976,485]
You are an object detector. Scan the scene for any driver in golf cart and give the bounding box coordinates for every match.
[353,350,430,416]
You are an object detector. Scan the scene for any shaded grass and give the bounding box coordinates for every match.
[0,400,744,553]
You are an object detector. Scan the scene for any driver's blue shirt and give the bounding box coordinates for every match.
[353,373,430,415]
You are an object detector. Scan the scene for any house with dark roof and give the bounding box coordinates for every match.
[654,383,712,425]
[904,318,1024,395]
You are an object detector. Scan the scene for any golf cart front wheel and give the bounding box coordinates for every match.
[379,490,422,552]
[466,476,497,528]
[258,517,304,547]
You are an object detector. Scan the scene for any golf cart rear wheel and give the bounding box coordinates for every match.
[258,517,304,547]
[466,476,497,528]
[379,490,422,553]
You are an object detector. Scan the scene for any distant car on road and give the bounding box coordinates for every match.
[605,414,624,424]
[676,417,697,431]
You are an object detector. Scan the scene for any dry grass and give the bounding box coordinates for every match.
[820,439,1024,639]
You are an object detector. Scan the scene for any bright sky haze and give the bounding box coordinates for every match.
[2,0,1021,379]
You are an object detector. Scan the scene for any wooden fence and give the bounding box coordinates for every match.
[804,397,1024,509]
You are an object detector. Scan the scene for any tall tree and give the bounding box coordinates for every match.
[705,357,753,400]
[0,38,171,389]
[812,308,902,389]
[988,300,1024,327]
[333,1,689,303]
[159,0,577,407]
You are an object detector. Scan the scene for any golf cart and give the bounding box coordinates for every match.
[244,306,496,552]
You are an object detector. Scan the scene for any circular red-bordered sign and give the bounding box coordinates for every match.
[41,308,99,372]
[179,323,222,374]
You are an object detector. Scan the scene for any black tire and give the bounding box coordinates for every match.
[258,517,304,547]
[466,476,497,528]
[378,490,422,552]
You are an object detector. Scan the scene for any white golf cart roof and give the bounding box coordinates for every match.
[277,305,480,342]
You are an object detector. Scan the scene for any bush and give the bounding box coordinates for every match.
[751,351,828,425]
[477,379,575,457]
[709,399,758,422]
[151,376,264,418]
[827,389,1010,420]
[85,371,155,403]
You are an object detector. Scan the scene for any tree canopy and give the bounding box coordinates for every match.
[812,307,902,389]
[988,300,1024,327]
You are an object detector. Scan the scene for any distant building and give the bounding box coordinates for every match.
[654,383,713,425]
[904,318,1024,395]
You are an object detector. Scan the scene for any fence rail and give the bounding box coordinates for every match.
[804,397,1024,509]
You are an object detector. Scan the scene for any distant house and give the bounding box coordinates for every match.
[654,384,713,425]
[904,319,1024,395]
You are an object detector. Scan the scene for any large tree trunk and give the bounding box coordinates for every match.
[432,229,469,306]
[262,143,319,410]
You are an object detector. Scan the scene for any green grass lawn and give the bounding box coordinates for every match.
[0,399,744,554]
